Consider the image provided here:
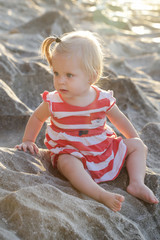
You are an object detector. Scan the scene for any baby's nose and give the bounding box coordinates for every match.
[59,76,66,83]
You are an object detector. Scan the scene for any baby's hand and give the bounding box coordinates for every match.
[15,141,39,155]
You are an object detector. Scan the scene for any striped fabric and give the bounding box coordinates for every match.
[42,85,127,183]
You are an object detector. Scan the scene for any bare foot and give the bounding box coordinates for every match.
[99,190,125,212]
[127,182,159,204]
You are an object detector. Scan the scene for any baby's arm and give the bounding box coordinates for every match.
[15,101,50,154]
[106,104,139,139]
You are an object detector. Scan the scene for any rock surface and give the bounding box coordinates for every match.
[0,0,160,239]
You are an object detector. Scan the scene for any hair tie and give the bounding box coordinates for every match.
[55,37,61,43]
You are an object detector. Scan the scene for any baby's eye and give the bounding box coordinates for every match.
[54,71,59,76]
[66,73,73,78]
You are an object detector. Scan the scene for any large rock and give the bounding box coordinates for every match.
[0,44,53,109]
[11,11,73,36]
[0,147,159,240]
[141,122,160,175]
[97,76,160,131]
[0,79,31,130]
[0,79,45,148]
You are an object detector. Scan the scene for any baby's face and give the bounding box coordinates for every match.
[52,52,91,102]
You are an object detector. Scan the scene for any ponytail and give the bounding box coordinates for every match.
[41,36,61,67]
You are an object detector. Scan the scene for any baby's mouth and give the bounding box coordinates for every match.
[59,89,68,93]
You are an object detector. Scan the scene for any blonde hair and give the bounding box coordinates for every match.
[41,31,104,83]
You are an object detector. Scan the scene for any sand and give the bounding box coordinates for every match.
[0,0,160,239]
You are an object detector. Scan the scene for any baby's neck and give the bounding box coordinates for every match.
[62,86,97,107]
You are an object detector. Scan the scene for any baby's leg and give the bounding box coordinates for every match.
[124,138,159,204]
[57,154,125,212]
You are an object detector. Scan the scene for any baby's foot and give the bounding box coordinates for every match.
[127,182,159,204]
[99,190,125,212]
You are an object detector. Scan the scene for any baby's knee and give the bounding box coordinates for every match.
[57,154,74,175]
[57,154,69,172]
[133,138,148,153]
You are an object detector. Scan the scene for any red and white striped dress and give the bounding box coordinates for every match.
[42,85,127,183]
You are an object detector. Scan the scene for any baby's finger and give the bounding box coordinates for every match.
[27,145,34,155]
[22,144,27,152]
[29,144,39,155]
[15,144,22,150]
[33,144,39,154]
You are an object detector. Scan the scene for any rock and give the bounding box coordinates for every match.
[12,61,53,110]
[0,79,45,148]
[12,11,73,36]
[0,148,159,240]
[140,122,160,174]
[97,76,160,131]
[0,79,32,130]
[0,44,53,109]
